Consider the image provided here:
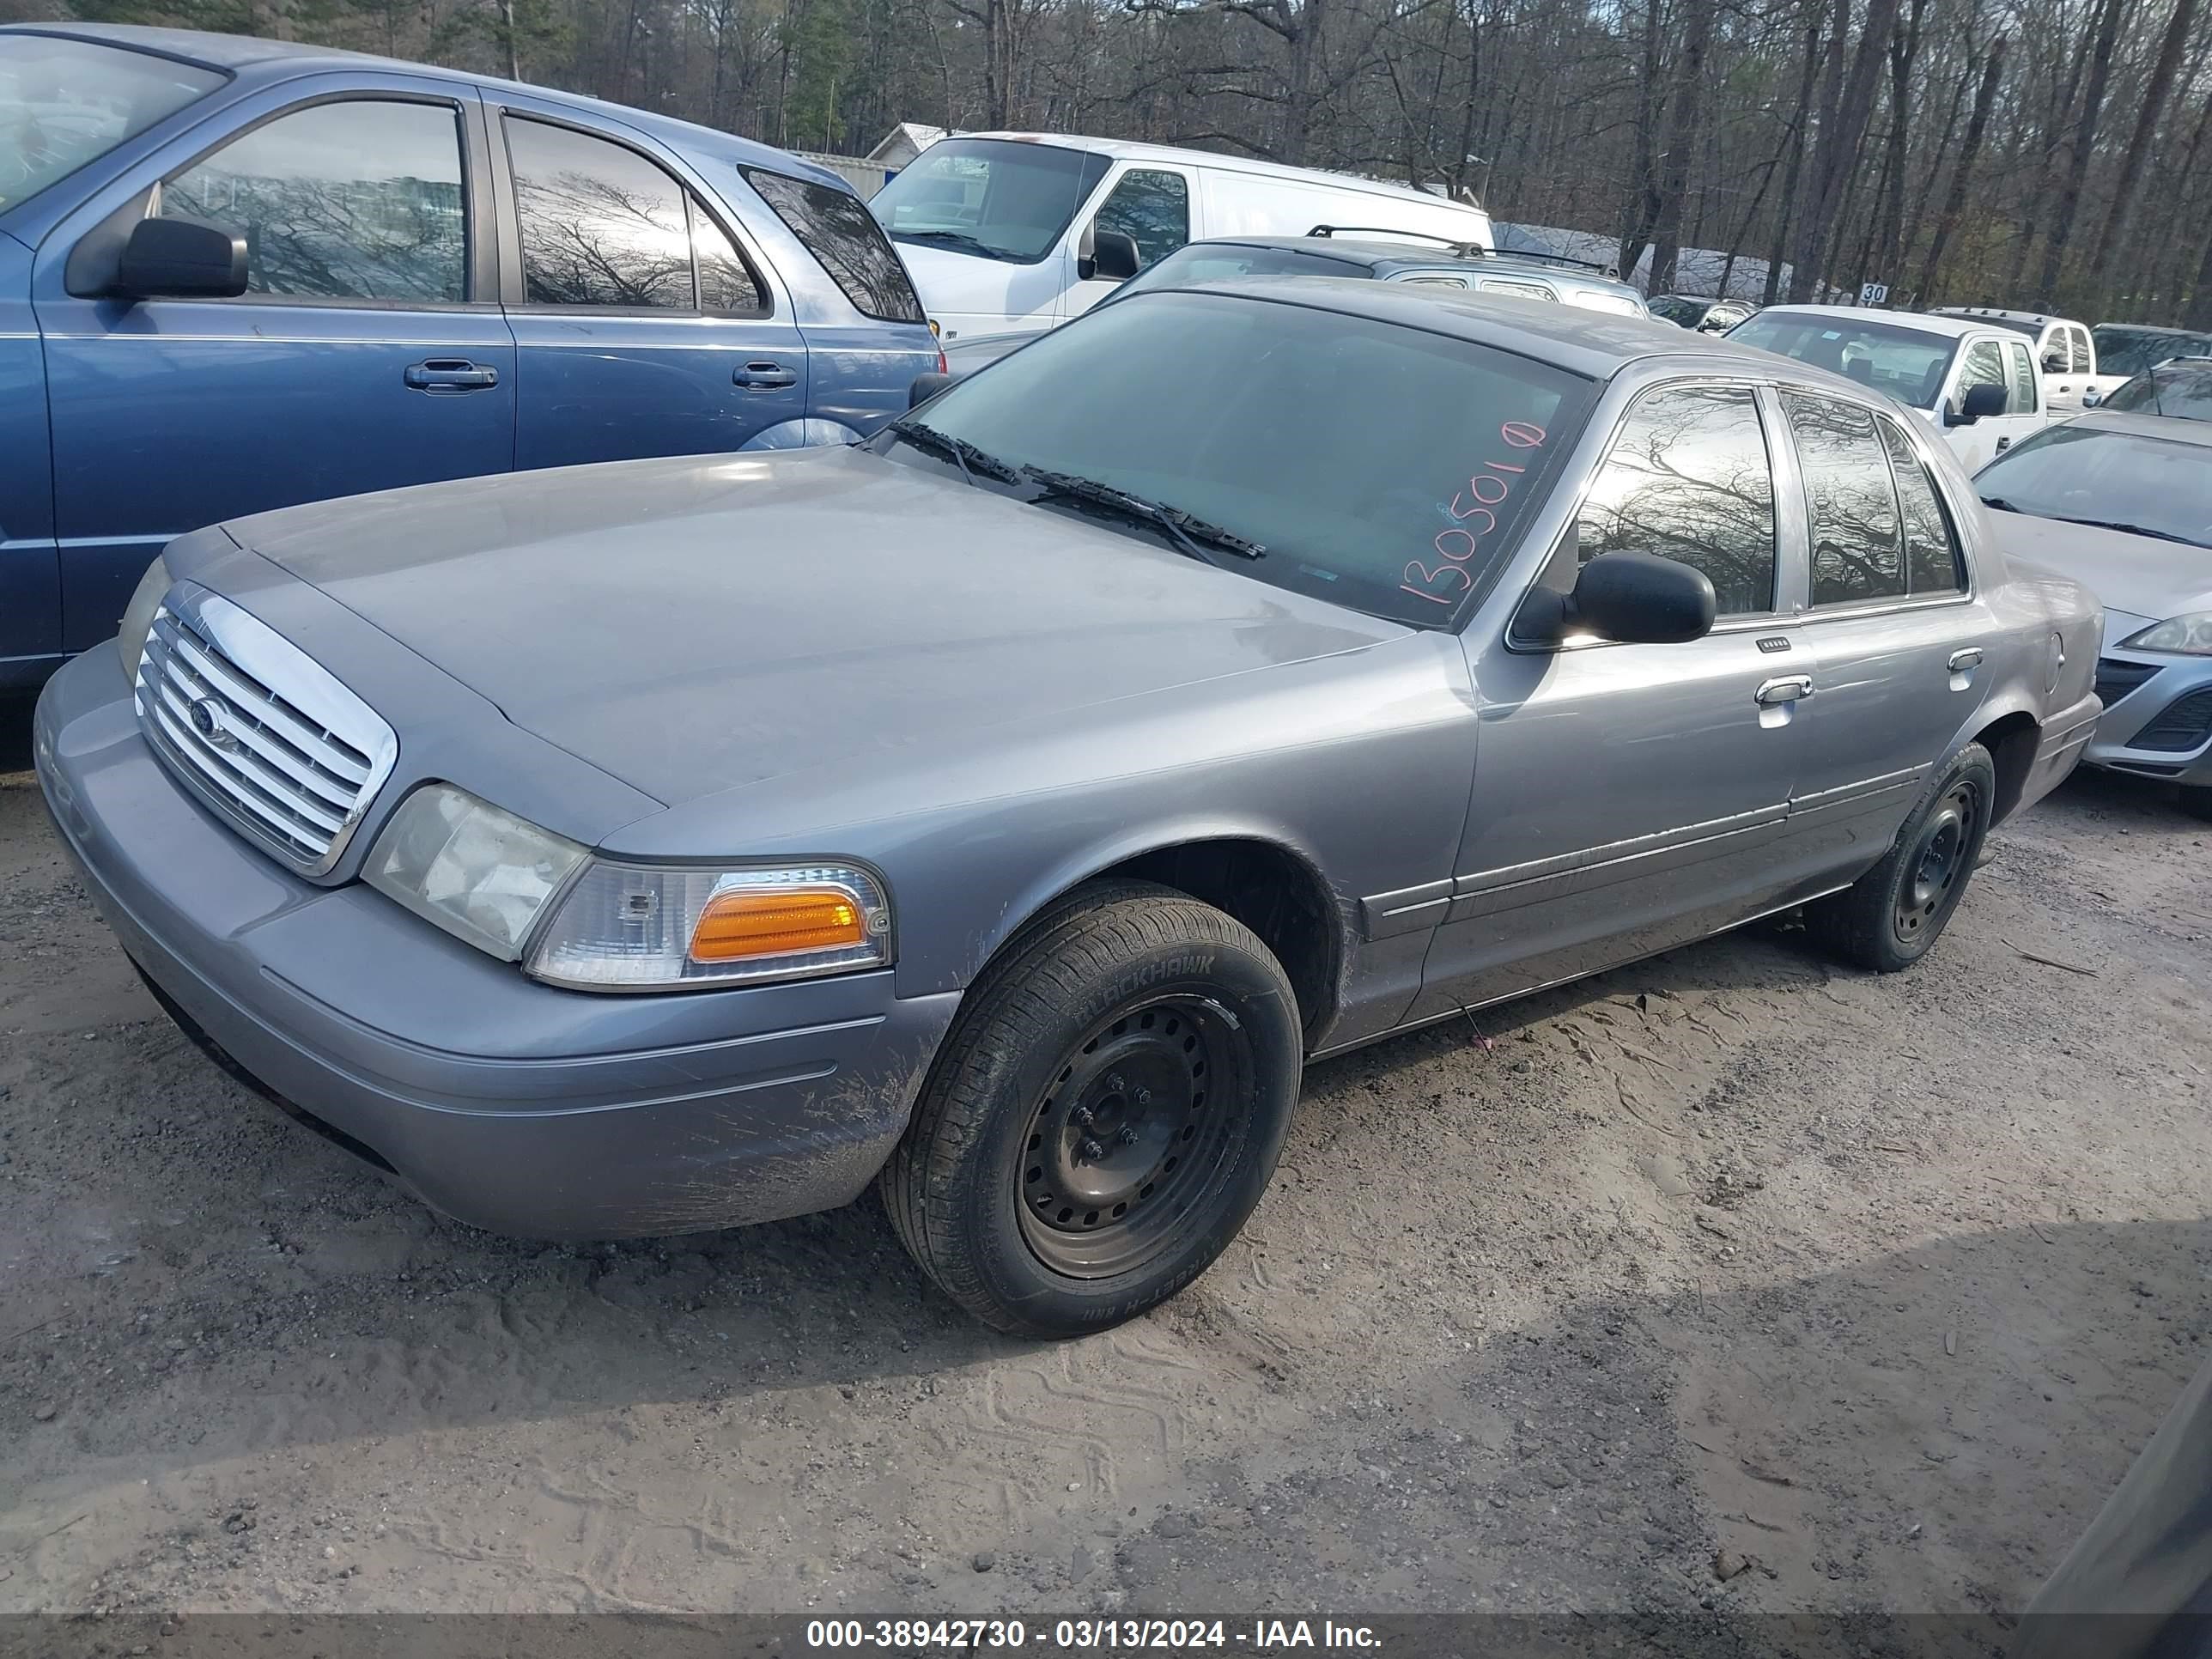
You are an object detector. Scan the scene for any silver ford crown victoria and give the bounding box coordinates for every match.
[35,283,2102,1336]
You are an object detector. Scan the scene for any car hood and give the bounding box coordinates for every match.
[1984,510,2212,631]
[224,447,1403,807]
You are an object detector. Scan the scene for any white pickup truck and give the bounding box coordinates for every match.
[1725,306,2051,471]
[1932,308,2123,411]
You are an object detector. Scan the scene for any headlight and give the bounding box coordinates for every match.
[2121,613,2212,656]
[526,861,891,991]
[364,784,589,960]
[118,555,173,678]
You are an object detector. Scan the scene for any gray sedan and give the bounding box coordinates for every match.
[1975,410,2212,817]
[34,282,2101,1336]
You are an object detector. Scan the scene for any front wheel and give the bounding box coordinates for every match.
[2180,784,2212,823]
[880,880,1301,1337]
[1808,743,1996,973]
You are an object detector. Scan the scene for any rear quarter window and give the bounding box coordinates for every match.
[743,167,926,324]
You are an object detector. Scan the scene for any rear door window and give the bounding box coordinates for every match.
[1876,416,1965,594]
[506,118,692,308]
[2005,340,2039,413]
[744,167,924,322]
[1784,392,1906,607]
[1576,385,1777,617]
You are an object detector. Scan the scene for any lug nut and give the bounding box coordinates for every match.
[1107,1073,1125,1092]
[1117,1126,1141,1146]
[1134,1087,1152,1105]
[1073,1105,1096,1127]
[1080,1137,1105,1161]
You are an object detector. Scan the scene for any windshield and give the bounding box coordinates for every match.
[2094,326,2212,379]
[1648,296,1705,325]
[1111,241,1366,303]
[1728,313,1956,408]
[869,137,1108,264]
[1977,424,2212,549]
[880,289,1595,627]
[2100,366,2212,422]
[0,34,225,216]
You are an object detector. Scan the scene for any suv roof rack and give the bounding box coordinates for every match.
[1304,224,1624,279]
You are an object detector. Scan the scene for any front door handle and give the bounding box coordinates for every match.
[1755,675,1814,706]
[404,359,499,392]
[733,361,797,391]
[1994,435,2013,453]
[1948,648,1984,672]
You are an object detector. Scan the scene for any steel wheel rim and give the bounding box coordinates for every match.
[1015,994,1253,1280]
[1894,780,1978,945]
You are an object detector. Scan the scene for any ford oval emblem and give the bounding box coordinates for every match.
[189,697,235,750]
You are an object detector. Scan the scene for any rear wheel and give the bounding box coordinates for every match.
[1808,744,1996,973]
[881,880,1300,1337]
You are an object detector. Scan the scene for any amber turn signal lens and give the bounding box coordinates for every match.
[689,885,865,962]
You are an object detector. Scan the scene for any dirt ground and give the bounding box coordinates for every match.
[3,691,2209,1642]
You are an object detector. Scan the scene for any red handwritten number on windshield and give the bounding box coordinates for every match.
[1401,422,1547,608]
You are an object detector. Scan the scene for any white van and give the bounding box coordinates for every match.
[869,133,1496,342]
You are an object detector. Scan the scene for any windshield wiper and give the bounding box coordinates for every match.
[1979,496,2026,514]
[892,228,1017,262]
[884,419,1026,487]
[1020,469,1267,564]
[2053,516,2200,545]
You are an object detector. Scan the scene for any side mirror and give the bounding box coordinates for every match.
[1516,551,1717,647]
[1078,227,1140,283]
[115,215,247,300]
[1949,381,2008,425]
[2040,349,2066,374]
[908,371,955,409]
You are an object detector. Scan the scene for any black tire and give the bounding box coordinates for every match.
[2181,785,2212,823]
[881,879,1301,1337]
[1807,742,1996,974]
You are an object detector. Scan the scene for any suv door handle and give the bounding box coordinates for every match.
[1755,675,1814,706]
[1948,648,1984,672]
[404,359,499,392]
[733,361,797,390]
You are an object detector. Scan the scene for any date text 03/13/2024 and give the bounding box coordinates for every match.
[805,1619,1384,1650]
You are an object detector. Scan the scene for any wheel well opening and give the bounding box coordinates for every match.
[1976,712,2041,825]
[1100,841,1342,1042]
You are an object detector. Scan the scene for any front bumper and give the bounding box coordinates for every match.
[2086,649,2212,787]
[33,647,961,1240]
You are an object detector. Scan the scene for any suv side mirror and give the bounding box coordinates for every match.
[115,215,247,300]
[1516,551,1717,647]
[1078,227,1141,283]
[1949,381,2008,425]
[908,371,955,409]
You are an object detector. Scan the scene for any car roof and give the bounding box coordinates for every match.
[1936,306,2082,330]
[1753,304,1998,341]
[1166,234,1638,293]
[945,133,1486,213]
[1170,276,1869,387]
[2066,410,2212,447]
[4,22,854,191]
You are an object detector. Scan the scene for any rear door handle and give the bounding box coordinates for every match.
[1949,648,1984,672]
[733,361,797,390]
[404,359,499,392]
[1755,675,1814,706]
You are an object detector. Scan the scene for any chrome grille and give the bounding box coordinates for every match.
[133,591,397,875]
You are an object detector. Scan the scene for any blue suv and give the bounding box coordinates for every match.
[0,24,939,687]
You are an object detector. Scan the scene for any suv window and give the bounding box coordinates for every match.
[161,100,466,303]
[2005,341,2039,412]
[1480,276,1559,302]
[507,118,760,312]
[1576,385,1778,617]
[743,167,923,323]
[1784,392,1905,607]
[1091,170,1189,271]
[1876,416,1964,594]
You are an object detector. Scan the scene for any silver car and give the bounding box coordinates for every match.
[34,283,2101,1336]
[1973,410,2212,818]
